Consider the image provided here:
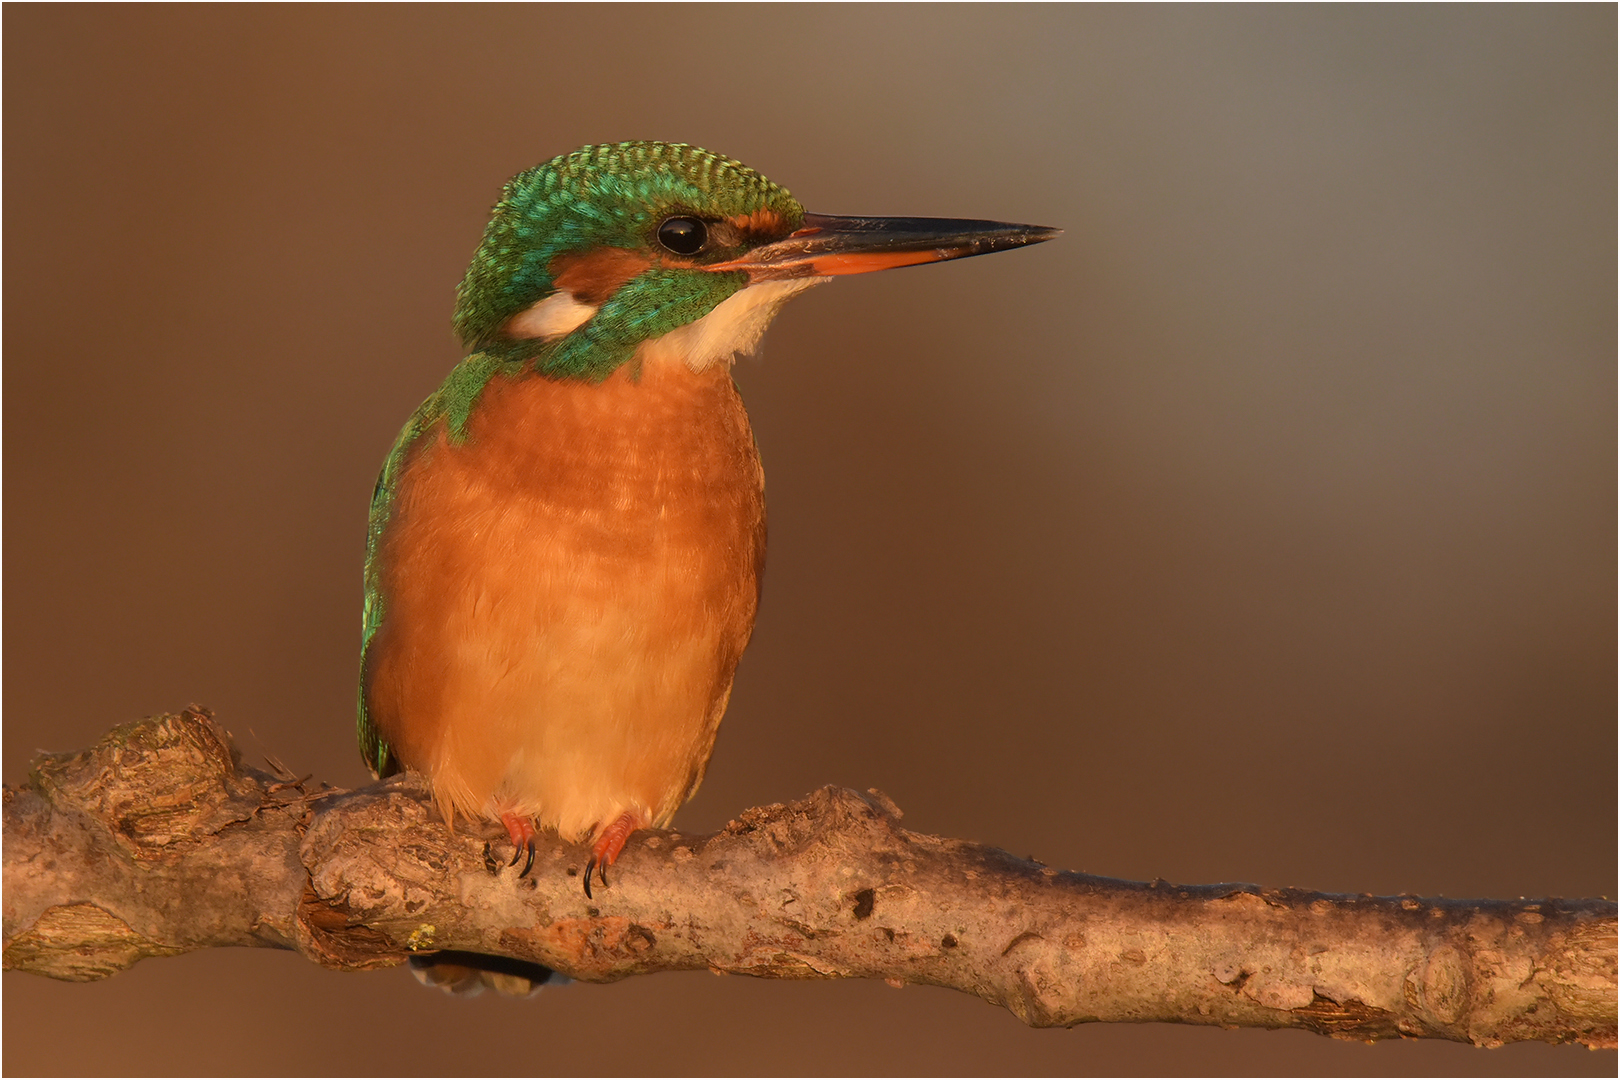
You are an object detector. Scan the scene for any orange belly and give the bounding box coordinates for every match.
[362,356,765,842]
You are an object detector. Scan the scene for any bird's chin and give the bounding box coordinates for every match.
[637,276,832,373]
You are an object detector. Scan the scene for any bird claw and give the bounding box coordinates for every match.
[500,812,539,878]
[499,810,640,895]
[581,810,643,898]
[582,856,604,899]
[510,837,536,877]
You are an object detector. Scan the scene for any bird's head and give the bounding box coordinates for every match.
[453,141,1057,381]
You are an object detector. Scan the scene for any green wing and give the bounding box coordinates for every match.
[357,353,519,778]
[356,400,440,779]
[357,444,406,779]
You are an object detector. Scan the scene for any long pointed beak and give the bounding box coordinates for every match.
[711,212,1060,279]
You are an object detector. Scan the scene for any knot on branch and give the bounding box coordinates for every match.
[719,785,906,857]
[28,707,264,861]
[3,903,184,983]
[297,784,463,971]
[5,710,311,982]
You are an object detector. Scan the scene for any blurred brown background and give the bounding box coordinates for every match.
[5,5,1613,1075]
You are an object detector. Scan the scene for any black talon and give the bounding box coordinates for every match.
[597,861,609,890]
[583,857,597,899]
[519,838,536,878]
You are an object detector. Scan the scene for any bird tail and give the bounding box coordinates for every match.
[407,951,567,998]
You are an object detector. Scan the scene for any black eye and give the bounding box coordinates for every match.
[657,216,707,255]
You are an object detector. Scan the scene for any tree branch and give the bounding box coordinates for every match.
[4,709,1614,1048]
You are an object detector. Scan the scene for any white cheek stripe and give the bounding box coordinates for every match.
[505,290,598,340]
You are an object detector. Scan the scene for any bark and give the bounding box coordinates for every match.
[3,709,1614,1048]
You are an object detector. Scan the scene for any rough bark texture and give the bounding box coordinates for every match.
[4,710,1614,1048]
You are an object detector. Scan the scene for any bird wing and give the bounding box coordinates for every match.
[357,407,430,780]
[357,353,521,778]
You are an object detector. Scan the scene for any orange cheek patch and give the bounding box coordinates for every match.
[549,247,653,305]
[725,209,792,237]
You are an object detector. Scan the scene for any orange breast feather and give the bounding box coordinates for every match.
[362,358,765,842]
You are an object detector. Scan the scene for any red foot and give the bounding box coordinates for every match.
[501,812,539,876]
[584,810,648,898]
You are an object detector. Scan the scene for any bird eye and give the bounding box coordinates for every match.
[657,216,707,255]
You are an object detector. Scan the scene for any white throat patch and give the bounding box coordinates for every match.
[638,276,831,372]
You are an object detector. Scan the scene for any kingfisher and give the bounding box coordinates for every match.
[358,142,1056,918]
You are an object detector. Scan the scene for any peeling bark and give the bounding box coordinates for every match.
[3,710,1614,1048]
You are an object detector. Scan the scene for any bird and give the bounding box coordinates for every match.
[357,141,1055,991]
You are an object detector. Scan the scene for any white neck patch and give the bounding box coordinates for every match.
[505,290,598,340]
[638,276,832,372]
